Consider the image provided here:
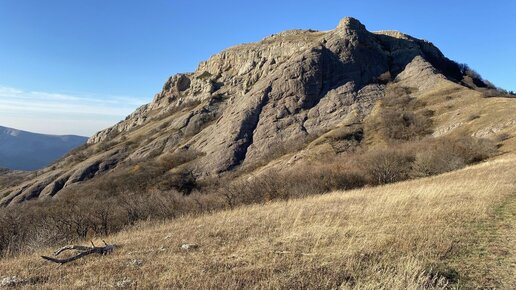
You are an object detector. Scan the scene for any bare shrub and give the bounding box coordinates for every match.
[381,110,433,140]
[361,148,415,185]
[157,170,198,195]
[367,85,433,142]
[412,136,496,177]
[216,162,367,208]
[157,150,201,171]
[449,136,497,163]
[412,148,465,177]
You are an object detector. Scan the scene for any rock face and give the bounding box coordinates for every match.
[89,17,461,173]
[0,17,481,206]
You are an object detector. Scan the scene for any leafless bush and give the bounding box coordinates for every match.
[412,147,465,177]
[216,162,367,208]
[361,148,415,185]
[446,136,497,163]
[411,136,496,177]
[367,85,433,141]
[157,150,201,171]
[157,170,198,194]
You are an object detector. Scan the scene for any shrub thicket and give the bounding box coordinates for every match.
[366,85,434,142]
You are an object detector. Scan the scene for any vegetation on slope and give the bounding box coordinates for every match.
[0,152,514,289]
[0,84,502,260]
[0,132,498,258]
[0,78,516,289]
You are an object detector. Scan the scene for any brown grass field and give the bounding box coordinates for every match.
[1,149,514,289]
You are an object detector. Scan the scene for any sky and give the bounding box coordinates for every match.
[0,0,514,136]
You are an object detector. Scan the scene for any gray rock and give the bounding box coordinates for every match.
[180,243,199,251]
[115,277,133,288]
[0,276,25,287]
[128,259,144,267]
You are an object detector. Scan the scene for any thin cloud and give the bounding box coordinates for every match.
[0,85,150,136]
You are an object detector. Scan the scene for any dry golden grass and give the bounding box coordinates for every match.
[1,152,514,289]
[417,82,516,144]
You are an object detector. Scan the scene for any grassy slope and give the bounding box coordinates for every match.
[1,82,515,288]
[1,151,514,289]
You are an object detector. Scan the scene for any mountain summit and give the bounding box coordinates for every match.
[86,17,483,173]
[0,17,512,206]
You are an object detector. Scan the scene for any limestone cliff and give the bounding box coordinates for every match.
[0,17,496,206]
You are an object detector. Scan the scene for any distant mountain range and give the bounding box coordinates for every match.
[0,126,87,170]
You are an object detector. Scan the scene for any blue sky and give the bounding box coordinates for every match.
[0,0,514,136]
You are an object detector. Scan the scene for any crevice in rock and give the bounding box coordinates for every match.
[228,86,272,170]
[179,112,195,132]
[48,175,70,197]
[21,184,47,202]
[0,185,28,206]
[300,116,309,135]
[68,162,101,185]
[301,46,366,111]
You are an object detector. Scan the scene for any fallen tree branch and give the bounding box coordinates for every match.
[53,245,91,256]
[41,240,115,264]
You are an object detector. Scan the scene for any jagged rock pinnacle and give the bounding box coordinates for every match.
[336,17,366,30]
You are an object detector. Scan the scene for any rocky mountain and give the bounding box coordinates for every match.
[1,17,513,206]
[0,126,87,171]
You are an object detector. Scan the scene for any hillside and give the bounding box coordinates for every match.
[0,17,516,289]
[0,168,28,190]
[1,17,514,206]
[0,126,87,171]
[0,16,516,289]
[1,150,514,289]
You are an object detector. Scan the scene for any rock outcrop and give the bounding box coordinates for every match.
[0,17,483,205]
[89,17,461,173]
